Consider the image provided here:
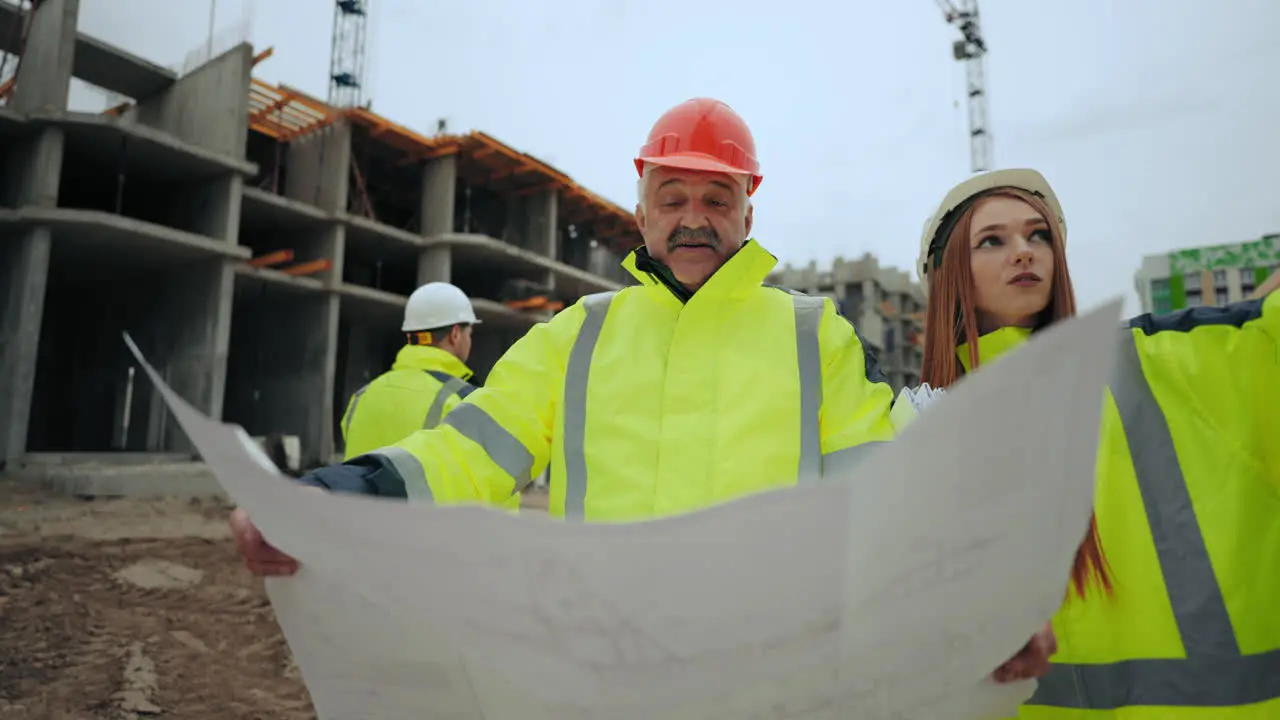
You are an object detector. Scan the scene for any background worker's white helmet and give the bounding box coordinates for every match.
[402,282,481,331]
[916,168,1067,298]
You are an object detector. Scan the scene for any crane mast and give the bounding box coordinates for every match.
[329,0,371,107]
[937,0,992,172]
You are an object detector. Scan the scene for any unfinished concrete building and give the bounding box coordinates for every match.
[769,254,924,392]
[0,0,639,489]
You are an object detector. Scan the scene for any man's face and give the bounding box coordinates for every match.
[635,166,754,290]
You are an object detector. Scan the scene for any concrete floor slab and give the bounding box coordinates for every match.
[0,207,251,267]
[31,111,256,179]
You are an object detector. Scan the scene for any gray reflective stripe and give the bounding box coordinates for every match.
[373,445,432,501]
[792,295,825,483]
[341,384,370,439]
[1029,330,1280,710]
[821,441,889,478]
[424,376,467,429]
[442,403,535,491]
[562,291,617,519]
[559,291,827,519]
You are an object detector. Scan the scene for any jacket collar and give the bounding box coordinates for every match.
[622,239,778,303]
[392,345,473,381]
[956,326,1032,372]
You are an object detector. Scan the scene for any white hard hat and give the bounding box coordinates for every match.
[916,168,1066,298]
[402,282,481,331]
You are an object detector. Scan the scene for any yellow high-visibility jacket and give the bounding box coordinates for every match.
[339,345,475,461]
[955,293,1280,719]
[354,239,896,517]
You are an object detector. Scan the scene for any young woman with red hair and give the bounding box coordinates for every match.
[913,168,1280,718]
[914,169,1110,602]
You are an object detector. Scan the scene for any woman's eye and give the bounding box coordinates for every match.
[976,236,1001,248]
[1030,230,1052,243]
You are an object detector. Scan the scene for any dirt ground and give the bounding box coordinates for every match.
[0,477,314,720]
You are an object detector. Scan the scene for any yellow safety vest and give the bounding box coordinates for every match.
[369,239,897,517]
[340,345,475,461]
[957,293,1280,718]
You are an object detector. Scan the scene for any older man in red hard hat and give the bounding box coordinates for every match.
[229,98,1056,681]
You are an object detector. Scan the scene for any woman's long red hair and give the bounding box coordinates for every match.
[919,187,1111,599]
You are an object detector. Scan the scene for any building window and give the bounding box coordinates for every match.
[1151,278,1169,294]
[1185,272,1200,288]
[884,328,896,353]
[1213,270,1227,287]
[1185,292,1203,308]
[1240,267,1256,285]
[1215,289,1230,305]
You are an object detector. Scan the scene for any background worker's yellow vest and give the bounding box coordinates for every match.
[341,345,474,460]
[1016,296,1280,718]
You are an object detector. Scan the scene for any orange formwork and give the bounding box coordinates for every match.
[248,78,642,253]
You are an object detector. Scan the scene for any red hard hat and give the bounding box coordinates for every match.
[634,98,763,196]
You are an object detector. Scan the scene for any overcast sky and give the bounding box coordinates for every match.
[73,0,1280,313]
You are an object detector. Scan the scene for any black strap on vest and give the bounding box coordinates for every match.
[424,370,477,399]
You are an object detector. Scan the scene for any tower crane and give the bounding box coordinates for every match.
[936,0,992,172]
[329,0,371,107]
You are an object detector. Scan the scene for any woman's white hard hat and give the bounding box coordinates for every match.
[916,168,1066,298]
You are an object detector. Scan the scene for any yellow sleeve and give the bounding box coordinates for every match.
[1129,292,1279,494]
[389,302,587,506]
[816,298,897,455]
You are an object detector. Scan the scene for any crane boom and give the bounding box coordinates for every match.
[937,0,992,172]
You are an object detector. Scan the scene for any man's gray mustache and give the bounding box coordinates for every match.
[667,227,721,251]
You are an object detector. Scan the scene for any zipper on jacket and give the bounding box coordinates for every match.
[633,247,694,303]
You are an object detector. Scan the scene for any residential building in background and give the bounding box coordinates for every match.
[769,254,924,393]
[1134,234,1280,314]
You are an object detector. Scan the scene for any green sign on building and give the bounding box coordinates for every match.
[1150,234,1279,314]
[1167,234,1280,274]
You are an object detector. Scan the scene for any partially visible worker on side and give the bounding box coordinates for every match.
[339,281,480,460]
[913,168,1280,717]
[231,98,1058,682]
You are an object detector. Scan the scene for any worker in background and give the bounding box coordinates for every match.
[913,168,1280,716]
[339,281,480,460]
[230,98,1057,682]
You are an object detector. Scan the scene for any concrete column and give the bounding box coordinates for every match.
[526,188,558,259]
[132,44,252,159]
[417,246,451,285]
[420,154,457,237]
[417,155,457,286]
[10,0,78,113]
[183,172,243,243]
[312,294,340,464]
[148,259,234,454]
[0,123,66,466]
[285,122,352,214]
[317,224,346,287]
[0,228,51,467]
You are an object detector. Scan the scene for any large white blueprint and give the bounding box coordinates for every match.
[123,297,1123,719]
